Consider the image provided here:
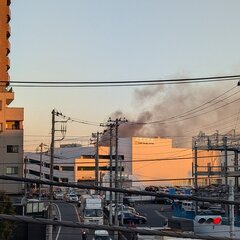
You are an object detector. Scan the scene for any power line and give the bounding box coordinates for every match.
[0,214,232,240]
[1,175,240,205]
[6,75,240,88]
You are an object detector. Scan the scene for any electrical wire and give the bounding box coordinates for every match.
[1,175,240,205]
[0,214,232,240]
[7,74,240,86]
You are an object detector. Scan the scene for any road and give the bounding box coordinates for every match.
[54,202,172,239]
[55,202,84,240]
[135,203,172,228]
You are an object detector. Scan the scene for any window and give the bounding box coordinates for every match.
[61,166,74,171]
[6,121,20,130]
[77,166,108,171]
[29,158,40,165]
[29,170,40,177]
[7,145,19,153]
[61,178,68,182]
[6,167,18,175]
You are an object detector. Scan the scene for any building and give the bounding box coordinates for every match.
[25,137,221,192]
[25,145,112,185]
[0,0,24,194]
[118,137,220,187]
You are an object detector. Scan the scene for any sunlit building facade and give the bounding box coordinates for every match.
[118,137,221,187]
[25,138,221,191]
[0,0,24,193]
[25,145,111,185]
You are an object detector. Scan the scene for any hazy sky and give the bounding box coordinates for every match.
[9,0,240,151]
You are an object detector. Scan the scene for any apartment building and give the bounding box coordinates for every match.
[0,0,24,194]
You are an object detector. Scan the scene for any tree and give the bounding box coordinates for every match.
[0,191,15,240]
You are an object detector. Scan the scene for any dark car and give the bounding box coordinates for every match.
[207,206,225,215]
[155,197,172,205]
[118,212,147,224]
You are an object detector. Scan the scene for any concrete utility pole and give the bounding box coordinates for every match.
[24,156,28,197]
[39,143,43,200]
[114,118,119,227]
[229,180,235,238]
[109,123,113,225]
[94,132,100,189]
[47,110,68,240]
[92,131,105,193]
[234,150,239,190]
[47,110,55,240]
[23,156,28,216]
[194,141,198,215]
[106,117,127,239]
[38,142,48,200]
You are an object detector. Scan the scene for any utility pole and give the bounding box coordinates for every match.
[38,142,48,200]
[24,156,28,197]
[106,117,127,239]
[194,141,198,215]
[39,143,43,200]
[223,136,229,220]
[229,180,235,238]
[95,132,100,189]
[109,122,113,225]
[47,110,68,240]
[100,119,114,224]
[92,131,105,193]
[234,150,239,190]
[47,110,55,240]
[114,118,119,227]
[23,156,28,216]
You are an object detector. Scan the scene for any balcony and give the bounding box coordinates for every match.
[6,108,24,121]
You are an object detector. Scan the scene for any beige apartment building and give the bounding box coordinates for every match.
[0,0,24,194]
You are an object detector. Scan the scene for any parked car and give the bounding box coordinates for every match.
[93,230,112,240]
[207,205,225,215]
[105,204,138,216]
[118,212,147,224]
[155,197,172,205]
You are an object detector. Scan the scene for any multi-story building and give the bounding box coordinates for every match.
[0,0,24,194]
[25,137,221,191]
[118,137,221,187]
[25,145,112,185]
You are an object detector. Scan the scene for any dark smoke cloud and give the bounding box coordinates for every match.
[103,81,238,147]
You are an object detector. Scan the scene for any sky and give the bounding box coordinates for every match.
[8,0,240,151]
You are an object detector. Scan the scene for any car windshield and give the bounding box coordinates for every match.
[84,209,103,217]
[70,194,77,197]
